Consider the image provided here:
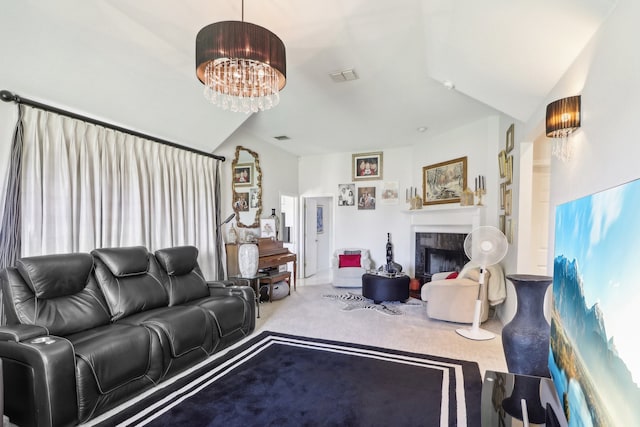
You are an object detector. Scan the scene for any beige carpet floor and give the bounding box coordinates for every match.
[253,270,508,377]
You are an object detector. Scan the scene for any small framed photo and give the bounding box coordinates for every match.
[233,192,249,212]
[260,218,276,238]
[352,152,383,181]
[506,218,514,243]
[233,163,254,187]
[504,188,512,216]
[249,188,259,209]
[357,186,376,210]
[338,183,356,206]
[499,214,506,234]
[498,150,507,178]
[422,156,467,205]
[500,182,507,210]
[506,123,515,153]
[380,181,399,205]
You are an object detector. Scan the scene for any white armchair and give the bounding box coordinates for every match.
[331,248,374,288]
[420,262,506,324]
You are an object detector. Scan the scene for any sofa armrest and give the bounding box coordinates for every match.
[0,324,49,342]
[430,271,454,282]
[206,280,236,288]
[0,327,78,427]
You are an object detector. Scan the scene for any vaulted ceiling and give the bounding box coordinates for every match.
[1,1,616,156]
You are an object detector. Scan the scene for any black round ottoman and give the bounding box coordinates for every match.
[362,274,410,304]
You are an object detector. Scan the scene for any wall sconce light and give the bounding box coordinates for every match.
[545,95,581,162]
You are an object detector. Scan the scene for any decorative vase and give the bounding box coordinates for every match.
[502,274,553,378]
[238,243,259,278]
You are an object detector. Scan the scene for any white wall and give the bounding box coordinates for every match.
[298,116,511,274]
[520,0,640,267]
[213,129,299,232]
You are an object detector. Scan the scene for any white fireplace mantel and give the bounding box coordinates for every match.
[404,205,485,233]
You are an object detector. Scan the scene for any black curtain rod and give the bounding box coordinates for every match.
[0,90,225,162]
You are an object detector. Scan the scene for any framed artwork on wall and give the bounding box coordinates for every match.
[260,218,276,238]
[422,156,467,205]
[498,150,507,178]
[505,155,513,185]
[505,188,513,216]
[381,181,399,205]
[500,182,507,210]
[233,192,249,212]
[233,163,253,187]
[357,186,376,210]
[352,152,383,181]
[506,123,515,153]
[338,183,356,206]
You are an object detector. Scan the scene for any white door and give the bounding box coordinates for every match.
[304,198,318,277]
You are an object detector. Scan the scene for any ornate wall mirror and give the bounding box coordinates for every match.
[231,145,262,228]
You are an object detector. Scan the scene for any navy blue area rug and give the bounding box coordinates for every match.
[91,331,481,426]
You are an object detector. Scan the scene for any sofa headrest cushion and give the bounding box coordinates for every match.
[155,246,199,276]
[17,253,94,299]
[91,246,149,277]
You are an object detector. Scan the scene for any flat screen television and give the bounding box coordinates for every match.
[551,178,640,425]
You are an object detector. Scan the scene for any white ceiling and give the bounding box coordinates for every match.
[1,0,616,157]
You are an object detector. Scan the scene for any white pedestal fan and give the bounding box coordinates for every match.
[456,226,508,341]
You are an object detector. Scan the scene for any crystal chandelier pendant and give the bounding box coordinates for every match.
[552,136,572,162]
[203,59,281,114]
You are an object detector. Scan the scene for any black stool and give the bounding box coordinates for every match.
[362,274,410,303]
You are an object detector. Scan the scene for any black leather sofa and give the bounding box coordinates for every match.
[0,245,255,426]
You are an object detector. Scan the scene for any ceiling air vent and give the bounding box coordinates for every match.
[274,135,291,141]
[329,69,358,83]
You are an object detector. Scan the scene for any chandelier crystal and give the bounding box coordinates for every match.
[203,58,281,113]
[196,3,286,114]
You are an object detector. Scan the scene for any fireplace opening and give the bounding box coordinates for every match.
[415,232,468,283]
[425,248,467,280]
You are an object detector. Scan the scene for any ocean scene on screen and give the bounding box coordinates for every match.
[551,179,640,426]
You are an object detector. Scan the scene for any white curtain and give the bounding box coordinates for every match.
[20,106,222,279]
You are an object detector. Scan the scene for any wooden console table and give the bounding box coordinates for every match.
[226,238,297,291]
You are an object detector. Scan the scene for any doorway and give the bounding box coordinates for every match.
[302,195,333,278]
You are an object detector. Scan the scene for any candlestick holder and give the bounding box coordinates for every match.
[475,188,486,206]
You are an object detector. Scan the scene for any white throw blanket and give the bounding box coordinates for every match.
[460,261,506,306]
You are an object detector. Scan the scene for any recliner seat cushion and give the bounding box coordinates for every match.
[118,306,214,357]
[68,323,160,394]
[188,295,250,337]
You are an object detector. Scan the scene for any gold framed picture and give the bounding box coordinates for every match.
[422,156,467,205]
[505,188,512,216]
[352,152,383,181]
[233,163,254,187]
[498,150,507,178]
[505,155,513,185]
[506,123,515,153]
